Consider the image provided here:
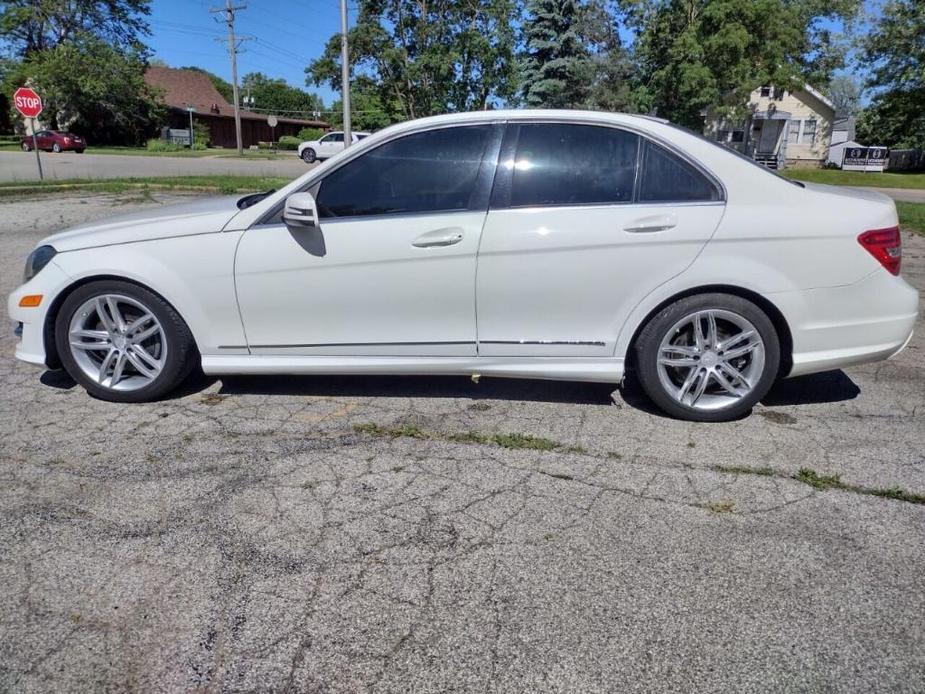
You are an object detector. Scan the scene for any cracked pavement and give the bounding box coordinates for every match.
[1,193,924,692]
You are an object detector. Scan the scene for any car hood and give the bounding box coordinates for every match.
[41,196,243,252]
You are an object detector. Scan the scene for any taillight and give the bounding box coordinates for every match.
[858,226,901,276]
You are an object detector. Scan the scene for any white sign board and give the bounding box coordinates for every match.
[267,115,278,128]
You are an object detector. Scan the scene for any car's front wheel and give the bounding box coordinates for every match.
[55,281,198,403]
[634,293,780,422]
[300,148,316,163]
[52,143,61,153]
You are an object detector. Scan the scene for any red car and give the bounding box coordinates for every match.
[21,130,86,153]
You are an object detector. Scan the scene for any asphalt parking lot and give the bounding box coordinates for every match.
[1,193,924,692]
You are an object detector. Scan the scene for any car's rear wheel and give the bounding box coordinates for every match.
[301,148,316,163]
[55,281,198,403]
[634,293,780,422]
[52,143,61,153]
[75,149,85,154]
[21,142,30,152]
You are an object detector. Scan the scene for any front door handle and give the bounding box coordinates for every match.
[624,214,677,233]
[412,227,465,248]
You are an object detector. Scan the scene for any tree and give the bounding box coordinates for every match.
[307,0,520,121]
[324,77,402,131]
[855,0,925,149]
[578,0,637,112]
[623,0,861,127]
[3,38,163,144]
[241,72,324,116]
[826,74,861,116]
[0,0,151,56]
[520,0,592,108]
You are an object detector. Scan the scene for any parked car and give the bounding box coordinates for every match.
[8,111,918,421]
[21,130,86,153]
[298,130,369,163]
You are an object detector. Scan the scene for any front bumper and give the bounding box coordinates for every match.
[8,260,73,367]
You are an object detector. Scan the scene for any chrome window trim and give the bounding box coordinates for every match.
[495,116,727,205]
[250,114,727,229]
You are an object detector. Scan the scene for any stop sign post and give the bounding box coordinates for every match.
[13,87,44,180]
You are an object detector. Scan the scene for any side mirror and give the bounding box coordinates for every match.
[283,192,319,229]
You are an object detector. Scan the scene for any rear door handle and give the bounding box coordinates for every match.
[624,214,677,233]
[412,227,465,248]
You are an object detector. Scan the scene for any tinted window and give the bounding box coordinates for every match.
[508,124,639,207]
[638,142,719,202]
[316,125,490,218]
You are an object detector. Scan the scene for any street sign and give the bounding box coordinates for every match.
[13,87,43,118]
[267,115,278,128]
[13,87,44,180]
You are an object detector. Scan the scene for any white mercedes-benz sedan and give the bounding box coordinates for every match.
[8,111,919,421]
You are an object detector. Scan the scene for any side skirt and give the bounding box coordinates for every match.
[201,355,624,384]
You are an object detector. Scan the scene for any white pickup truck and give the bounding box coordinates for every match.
[298,131,370,163]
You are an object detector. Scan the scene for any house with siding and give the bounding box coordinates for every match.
[706,84,836,169]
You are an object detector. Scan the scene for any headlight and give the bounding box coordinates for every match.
[23,245,57,283]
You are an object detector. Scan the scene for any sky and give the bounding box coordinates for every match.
[148,0,350,105]
[146,0,873,109]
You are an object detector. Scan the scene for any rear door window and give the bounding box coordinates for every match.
[506,124,640,208]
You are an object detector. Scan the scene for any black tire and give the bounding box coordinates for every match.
[634,293,780,422]
[301,148,316,163]
[52,143,61,153]
[55,280,198,403]
[75,149,85,154]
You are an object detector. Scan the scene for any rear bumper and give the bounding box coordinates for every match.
[777,269,919,377]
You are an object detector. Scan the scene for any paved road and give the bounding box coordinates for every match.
[0,150,308,183]
[1,193,924,692]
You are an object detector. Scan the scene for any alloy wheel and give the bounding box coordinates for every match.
[67,294,167,391]
[656,309,765,412]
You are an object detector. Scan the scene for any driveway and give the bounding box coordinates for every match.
[0,150,307,182]
[1,193,924,692]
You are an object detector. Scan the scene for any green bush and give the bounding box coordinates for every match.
[277,135,301,150]
[257,141,272,150]
[297,127,324,142]
[190,142,207,151]
[192,121,211,147]
[146,138,183,152]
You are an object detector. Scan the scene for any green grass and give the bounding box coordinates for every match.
[783,168,925,190]
[353,422,563,452]
[897,202,925,235]
[793,467,925,504]
[0,175,291,196]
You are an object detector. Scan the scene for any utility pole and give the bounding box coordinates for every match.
[211,0,251,155]
[340,0,352,147]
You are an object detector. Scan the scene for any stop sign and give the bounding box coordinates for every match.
[13,87,43,118]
